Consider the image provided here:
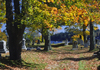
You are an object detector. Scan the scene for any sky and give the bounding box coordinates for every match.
[1,24,100,33]
[1,24,66,33]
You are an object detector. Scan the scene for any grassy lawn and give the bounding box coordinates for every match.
[0,45,100,70]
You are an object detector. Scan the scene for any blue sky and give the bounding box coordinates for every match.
[1,24,66,33]
[1,24,100,33]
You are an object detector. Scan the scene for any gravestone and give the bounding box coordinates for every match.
[80,39,84,45]
[0,40,8,58]
[78,38,81,44]
[31,47,35,50]
[36,47,41,50]
[72,41,78,50]
[97,39,100,45]
[87,40,90,46]
[65,38,68,45]
[0,40,8,53]
[84,40,89,48]
[22,38,27,50]
[70,38,73,43]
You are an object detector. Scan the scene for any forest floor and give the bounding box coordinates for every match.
[0,45,100,70]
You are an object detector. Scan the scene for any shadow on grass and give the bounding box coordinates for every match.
[0,57,40,70]
[33,49,92,55]
[53,55,98,61]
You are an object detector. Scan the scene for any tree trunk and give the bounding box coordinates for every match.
[89,20,95,51]
[9,32,23,60]
[42,32,44,43]
[44,29,52,51]
[6,0,25,61]
[41,24,44,43]
[83,24,87,43]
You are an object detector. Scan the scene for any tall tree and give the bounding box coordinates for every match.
[6,0,25,61]
[90,20,95,51]
[57,0,100,50]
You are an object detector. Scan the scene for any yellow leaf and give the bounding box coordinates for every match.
[84,20,88,26]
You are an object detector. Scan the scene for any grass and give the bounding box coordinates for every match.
[78,61,86,70]
[0,57,46,70]
[0,45,100,70]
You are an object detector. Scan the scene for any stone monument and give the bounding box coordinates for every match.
[22,38,27,50]
[70,38,73,43]
[78,38,81,44]
[72,41,78,50]
[0,40,8,53]
[87,40,90,46]
[84,40,89,48]
[97,39,100,45]
[80,39,84,45]
[65,38,68,45]
[0,40,8,58]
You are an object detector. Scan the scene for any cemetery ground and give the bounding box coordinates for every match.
[0,44,100,70]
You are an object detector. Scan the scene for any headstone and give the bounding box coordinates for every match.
[97,39,100,45]
[70,38,73,43]
[36,47,41,50]
[72,41,78,50]
[65,38,68,45]
[87,40,90,46]
[84,40,89,48]
[80,39,84,45]
[78,38,81,44]
[31,47,35,50]
[37,39,40,44]
[22,38,27,50]
[0,40,8,53]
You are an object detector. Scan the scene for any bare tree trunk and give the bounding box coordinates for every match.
[6,0,25,61]
[44,29,51,51]
[41,28,44,43]
[89,20,95,51]
[83,24,87,43]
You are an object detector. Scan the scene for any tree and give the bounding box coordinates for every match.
[6,0,25,61]
[57,0,100,51]
[5,0,60,61]
[24,0,60,51]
